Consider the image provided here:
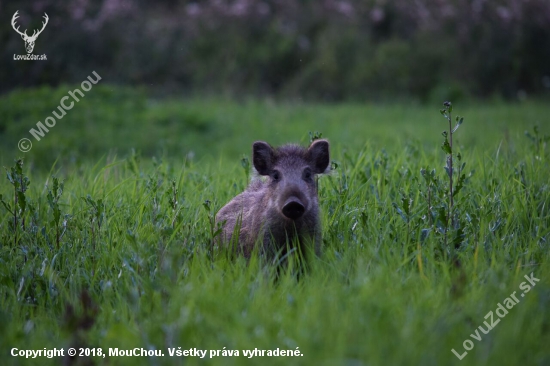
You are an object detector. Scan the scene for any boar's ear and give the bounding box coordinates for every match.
[307,139,330,174]
[252,141,275,175]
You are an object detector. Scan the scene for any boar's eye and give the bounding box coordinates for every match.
[271,170,281,181]
[303,168,313,181]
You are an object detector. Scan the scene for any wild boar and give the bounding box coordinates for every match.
[216,139,330,262]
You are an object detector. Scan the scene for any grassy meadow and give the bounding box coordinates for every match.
[0,86,549,365]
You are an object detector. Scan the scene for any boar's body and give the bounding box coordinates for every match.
[216,140,330,261]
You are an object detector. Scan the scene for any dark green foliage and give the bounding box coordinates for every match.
[392,101,471,264]
[525,125,549,157]
[308,131,323,143]
[1,159,31,247]
[3,1,550,101]
[46,177,65,249]
[240,155,250,184]
[0,91,549,365]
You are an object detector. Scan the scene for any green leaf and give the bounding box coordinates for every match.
[17,191,26,212]
[53,207,61,225]
[453,174,467,198]
[47,191,54,208]
[309,131,323,143]
[0,194,14,214]
[444,166,451,178]
[441,139,452,154]
[392,202,408,223]
[240,156,250,170]
[436,207,448,233]
[420,168,429,182]
[15,159,24,175]
[126,230,138,248]
[420,228,431,242]
[52,177,59,196]
[401,194,411,216]
[6,170,15,185]
[452,117,463,133]
[212,227,224,238]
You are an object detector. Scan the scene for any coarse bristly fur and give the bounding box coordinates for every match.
[216,139,330,263]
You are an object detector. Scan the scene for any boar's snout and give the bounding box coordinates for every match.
[217,139,330,260]
[282,196,306,220]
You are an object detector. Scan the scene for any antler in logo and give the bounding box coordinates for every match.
[12,11,49,54]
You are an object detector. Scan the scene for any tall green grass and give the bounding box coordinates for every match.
[0,86,549,365]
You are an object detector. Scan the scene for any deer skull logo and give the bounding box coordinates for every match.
[12,11,49,54]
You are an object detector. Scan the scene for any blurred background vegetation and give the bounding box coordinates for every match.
[2,0,550,102]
